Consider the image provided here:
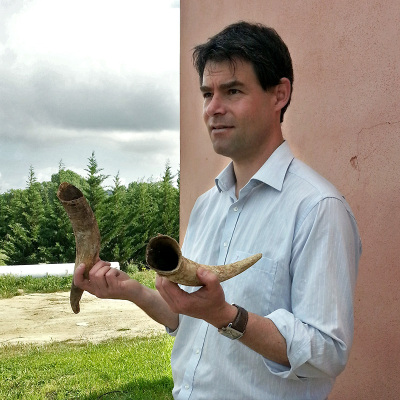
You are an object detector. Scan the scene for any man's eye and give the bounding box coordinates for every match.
[228,89,240,95]
[203,92,212,99]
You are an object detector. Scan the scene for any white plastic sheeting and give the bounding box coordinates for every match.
[0,262,120,278]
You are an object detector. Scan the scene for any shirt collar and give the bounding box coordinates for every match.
[215,141,294,193]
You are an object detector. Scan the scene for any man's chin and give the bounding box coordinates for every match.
[212,143,233,159]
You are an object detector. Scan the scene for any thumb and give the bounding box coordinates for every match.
[196,267,219,287]
[73,263,86,286]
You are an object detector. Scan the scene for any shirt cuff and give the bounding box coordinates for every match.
[264,309,312,381]
[165,314,181,337]
[166,325,178,336]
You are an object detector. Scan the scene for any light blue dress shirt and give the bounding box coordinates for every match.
[169,142,361,400]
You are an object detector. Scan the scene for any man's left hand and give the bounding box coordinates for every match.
[155,267,237,329]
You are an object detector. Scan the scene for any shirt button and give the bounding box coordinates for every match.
[223,242,228,247]
[195,349,200,354]
[233,206,238,212]
[184,384,190,390]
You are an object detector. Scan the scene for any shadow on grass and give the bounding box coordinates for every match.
[76,376,174,400]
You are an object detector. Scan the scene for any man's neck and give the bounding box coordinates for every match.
[233,138,284,198]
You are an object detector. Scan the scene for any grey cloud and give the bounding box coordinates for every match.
[0,1,180,192]
[0,127,179,192]
[0,64,179,141]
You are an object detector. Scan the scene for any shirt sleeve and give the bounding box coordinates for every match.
[264,197,361,380]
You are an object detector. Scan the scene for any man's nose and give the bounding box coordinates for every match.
[205,94,226,116]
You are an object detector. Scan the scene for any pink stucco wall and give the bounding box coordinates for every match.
[180,1,400,398]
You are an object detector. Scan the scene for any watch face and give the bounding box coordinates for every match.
[218,326,244,340]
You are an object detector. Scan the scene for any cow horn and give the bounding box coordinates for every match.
[57,182,100,314]
[146,235,262,286]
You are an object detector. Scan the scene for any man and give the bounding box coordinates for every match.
[74,22,361,399]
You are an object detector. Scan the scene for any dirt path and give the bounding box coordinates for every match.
[0,291,165,346]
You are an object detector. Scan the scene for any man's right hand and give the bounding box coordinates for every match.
[73,260,139,301]
[74,259,180,331]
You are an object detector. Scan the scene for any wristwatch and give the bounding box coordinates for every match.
[218,304,248,340]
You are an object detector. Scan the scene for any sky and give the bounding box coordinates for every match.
[0,0,180,193]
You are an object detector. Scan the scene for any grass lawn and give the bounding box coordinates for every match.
[0,269,174,399]
[0,335,174,400]
[0,269,157,299]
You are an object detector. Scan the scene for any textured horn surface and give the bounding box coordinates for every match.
[57,182,100,314]
[146,235,262,286]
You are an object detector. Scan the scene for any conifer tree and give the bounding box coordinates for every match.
[4,166,46,264]
[157,162,180,241]
[100,172,127,263]
[84,151,109,215]
[40,163,77,263]
[122,180,159,266]
[0,156,180,267]
[0,191,9,248]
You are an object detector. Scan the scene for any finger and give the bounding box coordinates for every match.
[158,276,181,296]
[155,274,163,291]
[194,268,226,306]
[91,269,113,292]
[89,262,112,282]
[156,276,185,312]
[155,275,173,300]
[196,267,219,288]
[73,263,89,287]
[104,266,120,286]
[89,260,111,276]
[105,266,120,277]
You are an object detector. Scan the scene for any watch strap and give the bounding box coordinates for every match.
[230,304,248,334]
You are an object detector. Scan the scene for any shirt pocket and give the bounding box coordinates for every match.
[222,251,278,316]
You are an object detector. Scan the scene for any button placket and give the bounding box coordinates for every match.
[177,323,208,399]
[218,201,242,264]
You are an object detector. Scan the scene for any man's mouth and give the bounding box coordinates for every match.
[211,125,234,133]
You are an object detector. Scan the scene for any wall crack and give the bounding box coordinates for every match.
[350,120,400,172]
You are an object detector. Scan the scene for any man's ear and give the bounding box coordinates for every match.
[274,78,291,110]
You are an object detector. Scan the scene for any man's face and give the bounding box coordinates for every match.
[201,59,278,164]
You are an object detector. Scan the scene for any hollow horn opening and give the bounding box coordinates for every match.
[146,236,180,272]
[57,182,84,202]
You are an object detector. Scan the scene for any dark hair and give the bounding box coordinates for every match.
[192,21,294,122]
